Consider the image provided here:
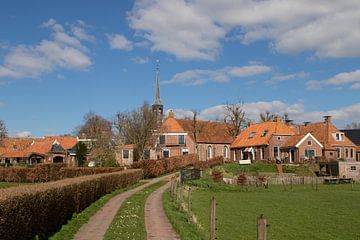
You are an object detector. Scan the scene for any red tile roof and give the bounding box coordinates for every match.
[115,144,135,149]
[231,121,295,148]
[176,119,234,144]
[161,118,186,133]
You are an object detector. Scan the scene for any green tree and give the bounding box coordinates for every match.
[75,142,88,166]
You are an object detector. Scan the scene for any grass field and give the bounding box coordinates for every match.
[50,181,145,240]
[187,182,360,240]
[0,182,26,189]
[104,181,166,240]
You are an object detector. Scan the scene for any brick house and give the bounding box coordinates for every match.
[341,129,360,161]
[114,144,135,166]
[291,116,357,161]
[154,111,234,161]
[0,136,78,166]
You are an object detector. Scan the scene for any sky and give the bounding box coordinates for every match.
[0,0,360,137]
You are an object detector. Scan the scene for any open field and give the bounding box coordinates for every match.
[0,182,26,189]
[186,182,360,240]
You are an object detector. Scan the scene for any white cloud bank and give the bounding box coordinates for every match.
[128,1,360,60]
[0,19,94,79]
[15,131,32,138]
[170,100,360,128]
[107,34,133,51]
[307,69,360,90]
[163,64,271,85]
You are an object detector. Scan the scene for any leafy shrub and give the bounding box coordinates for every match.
[237,174,247,185]
[193,156,224,170]
[0,169,143,240]
[211,170,223,182]
[0,164,124,183]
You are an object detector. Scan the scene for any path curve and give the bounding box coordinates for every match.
[74,174,173,240]
[145,182,180,240]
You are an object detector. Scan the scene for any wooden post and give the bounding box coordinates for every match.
[315,177,318,191]
[188,187,193,223]
[351,179,354,191]
[178,185,183,210]
[209,197,216,240]
[257,214,267,240]
[290,176,293,190]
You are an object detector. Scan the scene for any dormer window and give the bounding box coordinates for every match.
[13,145,17,150]
[249,132,256,139]
[261,130,269,137]
[335,132,344,141]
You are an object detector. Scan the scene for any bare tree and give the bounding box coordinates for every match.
[345,122,360,129]
[0,119,7,141]
[187,110,205,159]
[259,111,275,122]
[77,112,116,165]
[114,102,159,160]
[223,101,247,138]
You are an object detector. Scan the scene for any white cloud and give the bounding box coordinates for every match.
[0,19,94,79]
[128,1,360,60]
[171,100,360,128]
[70,20,96,43]
[15,131,32,138]
[306,69,360,90]
[267,71,308,84]
[107,34,133,51]
[132,56,149,64]
[163,64,271,86]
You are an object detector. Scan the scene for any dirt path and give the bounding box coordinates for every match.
[145,182,180,240]
[74,174,173,240]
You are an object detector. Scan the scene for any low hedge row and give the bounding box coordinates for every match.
[0,169,143,240]
[132,154,224,178]
[0,164,124,183]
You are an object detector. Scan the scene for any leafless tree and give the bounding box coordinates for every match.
[114,102,159,160]
[77,112,116,165]
[0,119,7,141]
[345,122,360,129]
[259,111,275,122]
[186,110,205,159]
[223,101,247,138]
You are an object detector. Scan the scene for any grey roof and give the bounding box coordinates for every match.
[342,129,360,146]
[50,143,66,153]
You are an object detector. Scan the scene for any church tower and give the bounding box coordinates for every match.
[152,60,164,116]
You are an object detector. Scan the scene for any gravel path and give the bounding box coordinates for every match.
[145,182,181,240]
[74,175,172,240]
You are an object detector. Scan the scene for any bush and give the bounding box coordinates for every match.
[0,164,124,183]
[0,169,143,240]
[193,156,224,170]
[211,170,223,182]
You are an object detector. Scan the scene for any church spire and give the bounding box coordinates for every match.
[152,59,163,115]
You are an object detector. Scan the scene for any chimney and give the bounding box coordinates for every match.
[168,109,174,118]
[247,121,253,127]
[274,115,281,122]
[303,121,311,126]
[285,119,294,126]
[323,115,332,123]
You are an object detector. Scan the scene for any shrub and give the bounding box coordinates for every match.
[237,174,247,185]
[0,169,143,240]
[193,156,224,170]
[211,170,223,182]
[0,164,124,183]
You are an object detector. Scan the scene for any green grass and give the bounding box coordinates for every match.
[50,181,146,240]
[221,163,278,176]
[163,189,205,240]
[104,181,166,240]
[188,182,360,240]
[0,182,27,189]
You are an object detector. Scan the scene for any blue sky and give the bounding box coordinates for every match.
[1,0,360,137]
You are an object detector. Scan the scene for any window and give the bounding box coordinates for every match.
[248,132,256,139]
[163,149,170,158]
[261,147,265,160]
[273,147,279,158]
[144,150,150,160]
[122,149,129,159]
[307,140,312,146]
[182,148,189,155]
[261,130,269,137]
[335,132,344,141]
[345,148,349,158]
[351,166,357,171]
[336,148,341,158]
[223,146,228,158]
[305,149,315,157]
[207,145,212,159]
[277,137,281,140]
[178,135,185,144]
[159,135,165,144]
[351,149,354,158]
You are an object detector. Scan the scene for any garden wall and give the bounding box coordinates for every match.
[0,169,143,240]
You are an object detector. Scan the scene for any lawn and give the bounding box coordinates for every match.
[104,181,166,240]
[50,181,146,240]
[0,182,26,189]
[186,182,360,240]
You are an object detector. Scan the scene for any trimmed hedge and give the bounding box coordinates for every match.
[132,154,224,178]
[0,164,124,183]
[0,169,143,240]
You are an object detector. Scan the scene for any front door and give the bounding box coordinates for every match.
[290,149,295,163]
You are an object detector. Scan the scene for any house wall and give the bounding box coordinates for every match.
[268,135,292,161]
[198,143,231,161]
[296,136,323,162]
[324,146,357,162]
[338,162,360,180]
[156,134,196,159]
[115,149,134,166]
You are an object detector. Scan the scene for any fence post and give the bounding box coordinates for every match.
[178,185,183,210]
[257,214,267,240]
[315,177,318,191]
[290,176,293,190]
[188,187,193,223]
[209,197,217,240]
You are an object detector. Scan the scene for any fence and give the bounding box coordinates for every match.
[223,175,326,186]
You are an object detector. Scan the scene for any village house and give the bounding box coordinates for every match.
[153,111,234,161]
[0,136,78,166]
[342,129,360,161]
[114,144,135,166]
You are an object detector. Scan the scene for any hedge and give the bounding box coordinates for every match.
[132,154,224,178]
[0,169,143,240]
[0,164,124,183]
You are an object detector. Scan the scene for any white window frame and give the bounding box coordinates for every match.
[223,146,228,158]
[181,148,189,155]
[122,149,129,159]
[207,145,213,159]
[163,148,170,158]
